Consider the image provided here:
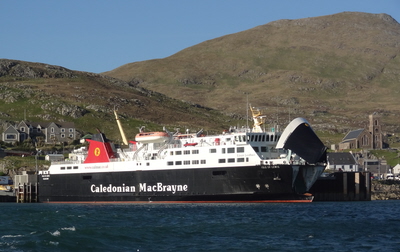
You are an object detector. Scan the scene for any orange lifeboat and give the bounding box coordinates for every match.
[184,142,198,147]
[135,132,169,143]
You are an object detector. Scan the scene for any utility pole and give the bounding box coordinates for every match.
[35,150,41,174]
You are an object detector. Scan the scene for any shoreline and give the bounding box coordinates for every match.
[371,180,400,200]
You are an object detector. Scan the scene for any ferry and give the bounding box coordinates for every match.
[38,106,327,203]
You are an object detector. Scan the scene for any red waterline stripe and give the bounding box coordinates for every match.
[40,199,313,204]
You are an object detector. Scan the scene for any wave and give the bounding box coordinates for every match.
[49,230,60,237]
[61,226,76,231]
[1,234,24,239]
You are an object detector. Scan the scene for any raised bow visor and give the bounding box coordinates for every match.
[276,118,327,164]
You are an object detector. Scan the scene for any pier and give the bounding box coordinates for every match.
[310,172,371,201]
[14,171,38,203]
[15,183,38,203]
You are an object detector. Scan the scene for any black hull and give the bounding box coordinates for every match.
[38,165,316,203]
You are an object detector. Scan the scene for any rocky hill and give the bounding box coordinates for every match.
[105,12,400,135]
[0,59,239,141]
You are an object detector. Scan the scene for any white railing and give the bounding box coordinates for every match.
[52,160,83,165]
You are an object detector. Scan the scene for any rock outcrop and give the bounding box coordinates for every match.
[371,181,400,200]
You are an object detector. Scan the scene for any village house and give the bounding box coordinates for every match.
[327,152,359,172]
[1,120,78,145]
[364,158,391,178]
[393,164,400,175]
[339,113,386,150]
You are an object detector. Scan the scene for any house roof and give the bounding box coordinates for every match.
[81,134,92,139]
[23,121,75,129]
[25,121,48,128]
[328,152,357,165]
[4,125,19,134]
[342,129,365,141]
[58,122,75,128]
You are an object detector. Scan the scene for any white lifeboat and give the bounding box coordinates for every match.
[135,132,169,143]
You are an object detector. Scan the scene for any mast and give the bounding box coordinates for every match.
[113,109,129,145]
[249,105,266,133]
[246,94,249,130]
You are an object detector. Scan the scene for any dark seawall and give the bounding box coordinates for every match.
[310,172,371,201]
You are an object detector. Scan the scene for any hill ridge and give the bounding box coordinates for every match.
[0,59,237,142]
[104,12,400,133]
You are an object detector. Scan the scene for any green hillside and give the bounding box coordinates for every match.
[104,12,400,134]
[0,60,241,142]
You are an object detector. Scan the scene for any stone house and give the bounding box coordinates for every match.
[364,159,391,177]
[339,113,385,150]
[2,125,24,144]
[2,120,78,145]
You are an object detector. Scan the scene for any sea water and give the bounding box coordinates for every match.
[1,201,400,251]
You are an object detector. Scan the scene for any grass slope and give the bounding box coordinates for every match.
[104,12,400,134]
[0,60,241,142]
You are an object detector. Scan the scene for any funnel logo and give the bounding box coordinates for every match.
[94,147,101,156]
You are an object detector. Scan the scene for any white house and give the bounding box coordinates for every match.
[392,164,400,175]
[327,152,359,172]
[45,154,65,162]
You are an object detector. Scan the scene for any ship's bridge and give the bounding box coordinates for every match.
[230,131,285,160]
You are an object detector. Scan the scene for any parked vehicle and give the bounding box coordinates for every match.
[386,174,399,180]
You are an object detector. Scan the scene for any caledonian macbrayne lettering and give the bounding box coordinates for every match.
[90,183,188,194]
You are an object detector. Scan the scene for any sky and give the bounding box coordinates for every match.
[1,0,399,73]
